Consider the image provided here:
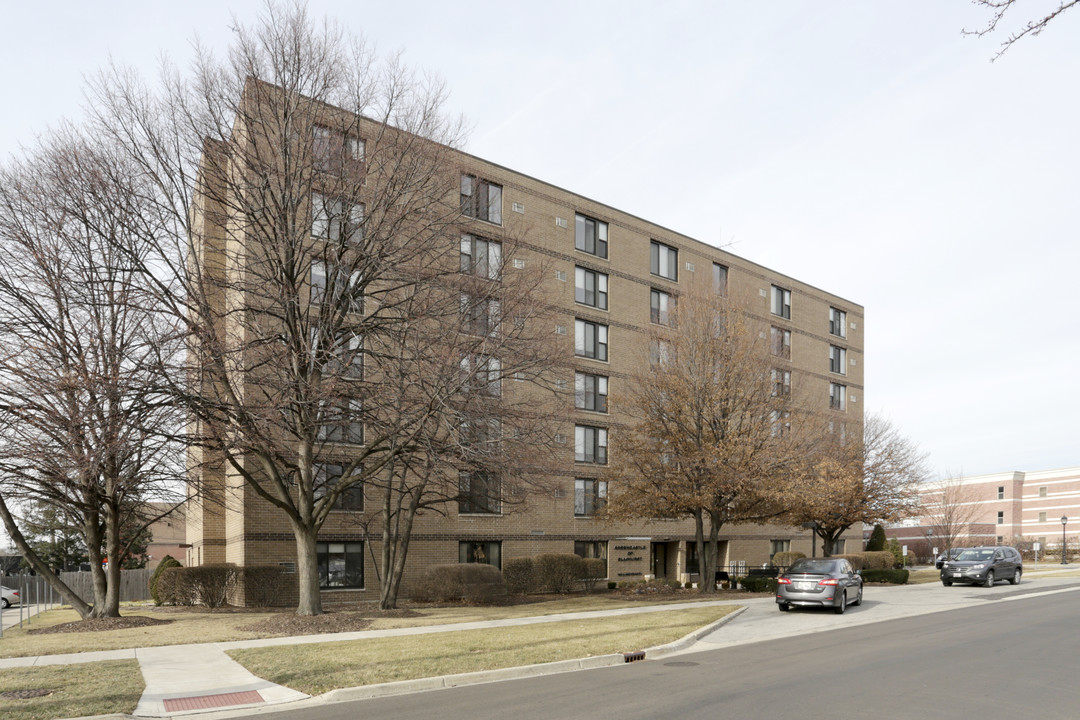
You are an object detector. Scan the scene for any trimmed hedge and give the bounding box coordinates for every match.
[241,565,286,607]
[772,551,806,568]
[860,568,909,584]
[581,558,607,593]
[503,557,536,595]
[157,564,239,608]
[534,553,585,594]
[411,563,507,604]
[149,555,183,606]
[738,576,779,593]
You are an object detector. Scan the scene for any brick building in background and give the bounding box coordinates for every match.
[184,88,865,603]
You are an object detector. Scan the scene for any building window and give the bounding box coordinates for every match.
[312,193,363,245]
[319,398,364,444]
[770,410,791,437]
[459,355,501,396]
[575,214,608,259]
[1040,512,1048,523]
[314,463,364,511]
[650,288,674,325]
[328,332,364,379]
[770,285,791,319]
[650,241,678,281]
[833,539,846,554]
[575,425,608,464]
[829,307,847,338]
[713,263,728,296]
[996,536,1004,545]
[312,125,364,175]
[997,511,1004,525]
[461,174,502,225]
[458,471,501,515]
[574,541,608,560]
[575,372,608,413]
[460,293,500,337]
[1040,486,1048,497]
[770,539,790,560]
[997,486,1005,500]
[829,383,847,411]
[459,540,501,568]
[772,369,791,397]
[574,478,608,516]
[575,319,608,361]
[460,234,502,280]
[770,327,791,360]
[317,541,364,588]
[310,261,362,311]
[575,267,609,310]
[830,346,847,375]
[649,339,673,367]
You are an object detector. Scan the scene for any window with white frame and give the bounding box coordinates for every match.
[575,214,608,259]
[829,345,847,375]
[312,193,363,245]
[459,355,501,396]
[312,125,364,175]
[829,383,847,411]
[575,372,608,413]
[770,327,791,360]
[829,307,847,338]
[650,240,678,280]
[575,425,608,464]
[460,234,502,280]
[650,288,673,325]
[461,174,502,224]
[771,285,791,319]
[310,261,362,311]
[575,267,609,310]
[997,511,1004,525]
[319,398,364,444]
[574,478,607,516]
[575,319,608,361]
[460,293,500,337]
[772,369,791,397]
[997,486,1005,500]
[649,338,674,367]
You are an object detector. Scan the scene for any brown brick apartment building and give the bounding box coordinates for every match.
[184,88,865,602]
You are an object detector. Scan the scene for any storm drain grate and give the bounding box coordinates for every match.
[623,650,646,663]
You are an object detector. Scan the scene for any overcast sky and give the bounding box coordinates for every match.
[1,1,1077,481]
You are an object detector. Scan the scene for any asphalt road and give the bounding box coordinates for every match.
[254,587,1080,720]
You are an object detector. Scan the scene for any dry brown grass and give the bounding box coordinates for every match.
[228,606,735,695]
[0,660,143,720]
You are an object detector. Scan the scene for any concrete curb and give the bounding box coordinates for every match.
[643,605,748,659]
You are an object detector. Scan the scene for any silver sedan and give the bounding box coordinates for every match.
[776,558,863,614]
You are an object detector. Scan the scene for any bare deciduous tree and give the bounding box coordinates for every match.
[791,413,928,557]
[965,0,1079,60]
[86,3,560,614]
[923,471,982,553]
[604,289,822,593]
[0,130,185,618]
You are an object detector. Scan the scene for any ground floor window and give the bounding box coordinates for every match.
[832,539,846,554]
[574,541,608,560]
[769,539,790,561]
[459,540,501,569]
[686,542,699,574]
[317,541,364,589]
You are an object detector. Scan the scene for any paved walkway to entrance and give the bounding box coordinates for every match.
[1,566,1078,717]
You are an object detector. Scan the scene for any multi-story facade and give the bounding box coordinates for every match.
[885,467,1080,559]
[184,91,865,602]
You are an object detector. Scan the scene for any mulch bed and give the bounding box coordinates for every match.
[28,616,173,635]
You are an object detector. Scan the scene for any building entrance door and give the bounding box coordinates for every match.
[652,542,667,579]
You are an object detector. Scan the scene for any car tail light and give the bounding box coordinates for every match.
[777,577,792,585]
[818,578,838,586]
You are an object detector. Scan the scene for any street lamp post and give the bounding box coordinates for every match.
[1062,516,1069,566]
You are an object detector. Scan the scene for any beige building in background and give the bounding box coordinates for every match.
[185,95,866,602]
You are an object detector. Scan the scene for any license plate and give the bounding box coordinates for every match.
[796,582,812,590]
[953,571,963,576]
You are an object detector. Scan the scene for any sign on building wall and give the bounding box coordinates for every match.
[612,538,650,578]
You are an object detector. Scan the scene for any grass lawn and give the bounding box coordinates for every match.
[0,593,738,658]
[0,661,143,720]
[228,605,735,696]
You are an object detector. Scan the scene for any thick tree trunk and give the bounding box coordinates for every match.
[98,504,123,618]
[291,522,323,616]
[694,510,717,594]
[83,511,112,617]
[0,494,94,618]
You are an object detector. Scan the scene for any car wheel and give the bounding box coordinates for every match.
[853,586,863,606]
[1,598,9,609]
[984,570,995,588]
[834,591,847,615]
[1010,569,1021,585]
[778,602,790,612]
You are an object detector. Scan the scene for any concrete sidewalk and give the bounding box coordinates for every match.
[4,571,1080,718]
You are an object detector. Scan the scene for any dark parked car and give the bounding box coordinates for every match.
[776,558,863,614]
[935,547,963,569]
[940,546,1022,587]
